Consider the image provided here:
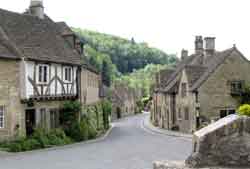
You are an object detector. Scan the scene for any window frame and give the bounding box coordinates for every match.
[63,66,73,83]
[220,109,236,118]
[181,83,187,98]
[37,64,49,84]
[178,108,182,120]
[230,80,244,95]
[184,107,189,120]
[0,106,5,129]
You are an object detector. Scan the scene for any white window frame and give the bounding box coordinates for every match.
[37,64,49,84]
[63,66,73,83]
[0,106,5,129]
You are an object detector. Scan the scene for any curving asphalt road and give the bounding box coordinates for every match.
[0,114,192,169]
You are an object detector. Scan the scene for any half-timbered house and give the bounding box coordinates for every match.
[0,0,84,139]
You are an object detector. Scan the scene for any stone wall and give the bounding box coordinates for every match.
[80,68,100,105]
[186,114,250,168]
[153,115,250,169]
[0,60,24,140]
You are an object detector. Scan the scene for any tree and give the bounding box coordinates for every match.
[102,60,111,87]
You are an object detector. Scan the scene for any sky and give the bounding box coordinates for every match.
[1,0,250,58]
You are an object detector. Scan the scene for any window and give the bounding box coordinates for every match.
[38,64,49,83]
[0,106,5,128]
[184,107,189,120]
[40,108,47,128]
[50,109,59,129]
[231,81,244,95]
[220,110,227,118]
[195,92,199,103]
[181,83,187,97]
[220,109,235,118]
[64,67,72,82]
[178,108,182,119]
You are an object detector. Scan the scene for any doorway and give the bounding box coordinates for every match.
[116,107,121,119]
[25,109,36,136]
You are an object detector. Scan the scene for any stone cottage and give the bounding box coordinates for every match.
[111,84,138,121]
[152,36,250,133]
[0,0,103,140]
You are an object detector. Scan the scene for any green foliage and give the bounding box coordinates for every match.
[102,59,112,86]
[238,104,250,116]
[2,128,72,152]
[115,64,172,97]
[73,28,178,75]
[136,100,144,114]
[60,101,81,126]
[101,100,112,130]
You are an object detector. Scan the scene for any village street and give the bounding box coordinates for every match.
[0,114,191,169]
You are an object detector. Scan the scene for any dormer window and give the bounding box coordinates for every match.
[63,66,72,83]
[38,64,49,84]
[231,81,244,96]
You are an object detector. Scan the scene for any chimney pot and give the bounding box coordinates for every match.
[30,0,44,19]
[195,36,203,54]
[181,49,188,60]
[204,37,215,56]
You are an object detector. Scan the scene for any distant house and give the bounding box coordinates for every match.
[152,36,250,133]
[0,0,104,140]
[111,85,138,121]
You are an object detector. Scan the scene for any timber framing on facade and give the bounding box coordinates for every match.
[0,1,101,140]
[152,36,250,133]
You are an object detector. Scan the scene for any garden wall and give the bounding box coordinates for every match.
[154,115,250,169]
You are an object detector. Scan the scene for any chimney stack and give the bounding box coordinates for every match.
[30,0,44,19]
[181,49,188,60]
[195,36,203,55]
[204,37,215,56]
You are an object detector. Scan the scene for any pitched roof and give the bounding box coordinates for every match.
[185,65,207,88]
[159,69,175,88]
[56,22,74,36]
[0,8,81,65]
[160,47,240,93]
[190,47,235,91]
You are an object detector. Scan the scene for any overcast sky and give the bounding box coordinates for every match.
[2,0,250,58]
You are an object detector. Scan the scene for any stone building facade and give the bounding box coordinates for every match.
[0,1,94,140]
[111,85,138,121]
[152,36,250,133]
[80,64,101,105]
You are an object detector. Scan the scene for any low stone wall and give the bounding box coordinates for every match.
[153,161,246,169]
[153,115,250,169]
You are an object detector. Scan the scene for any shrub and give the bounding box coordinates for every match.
[31,128,50,148]
[21,139,40,151]
[9,142,22,152]
[64,121,81,142]
[60,101,81,126]
[1,128,72,152]
[88,123,98,139]
[101,100,111,130]
[238,104,250,116]
[79,119,89,141]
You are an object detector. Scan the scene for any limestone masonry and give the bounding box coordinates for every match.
[154,115,250,169]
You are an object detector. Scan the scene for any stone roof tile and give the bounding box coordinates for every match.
[0,8,81,65]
